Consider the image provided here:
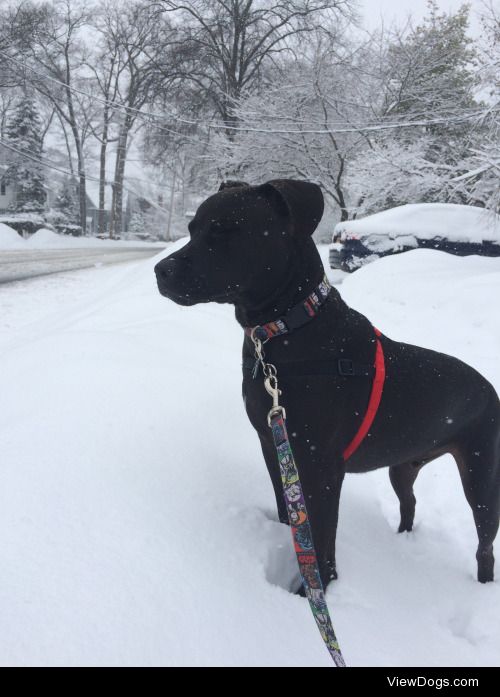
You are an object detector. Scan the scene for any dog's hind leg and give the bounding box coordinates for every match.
[451,390,500,582]
[389,462,424,533]
[452,436,500,582]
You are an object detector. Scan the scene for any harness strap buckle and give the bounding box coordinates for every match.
[338,358,355,376]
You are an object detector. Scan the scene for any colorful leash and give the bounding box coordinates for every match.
[251,331,346,668]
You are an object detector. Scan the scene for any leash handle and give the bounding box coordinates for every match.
[251,335,346,667]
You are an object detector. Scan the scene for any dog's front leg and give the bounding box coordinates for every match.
[260,427,345,593]
[258,431,290,525]
[297,453,345,593]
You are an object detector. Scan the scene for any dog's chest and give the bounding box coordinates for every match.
[241,302,376,437]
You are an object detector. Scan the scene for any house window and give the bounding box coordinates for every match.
[0,179,5,196]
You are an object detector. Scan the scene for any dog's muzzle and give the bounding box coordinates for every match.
[154,257,208,306]
[155,257,190,303]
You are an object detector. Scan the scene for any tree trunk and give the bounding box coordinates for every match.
[70,126,86,234]
[64,50,86,234]
[79,169,87,234]
[337,189,349,222]
[110,116,132,238]
[98,126,108,236]
[72,133,86,234]
[166,161,177,242]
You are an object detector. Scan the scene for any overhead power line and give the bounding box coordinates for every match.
[0,49,209,147]
[1,49,497,137]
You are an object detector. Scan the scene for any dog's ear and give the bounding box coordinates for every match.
[259,179,324,237]
[218,180,250,191]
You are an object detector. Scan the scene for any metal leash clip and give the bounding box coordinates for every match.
[264,373,286,426]
[250,329,286,425]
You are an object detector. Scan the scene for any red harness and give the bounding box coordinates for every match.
[343,328,386,461]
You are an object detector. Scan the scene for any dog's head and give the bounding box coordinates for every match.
[154,178,324,309]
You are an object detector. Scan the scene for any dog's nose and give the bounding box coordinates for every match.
[155,256,189,284]
[154,260,175,282]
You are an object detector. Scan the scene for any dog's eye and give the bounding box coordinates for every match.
[209,223,228,237]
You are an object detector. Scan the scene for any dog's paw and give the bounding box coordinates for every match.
[265,525,302,593]
[294,566,338,597]
[477,553,494,583]
[325,560,338,583]
[295,582,307,597]
[260,507,290,525]
[398,520,414,533]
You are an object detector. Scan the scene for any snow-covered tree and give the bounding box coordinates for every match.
[4,93,46,212]
[158,0,357,130]
[27,0,93,232]
[54,176,79,224]
[450,1,500,212]
[200,26,370,227]
[346,1,484,215]
[382,1,477,124]
[346,137,456,216]
[128,211,145,236]
[192,3,486,224]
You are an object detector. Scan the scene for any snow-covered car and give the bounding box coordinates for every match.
[329,203,500,272]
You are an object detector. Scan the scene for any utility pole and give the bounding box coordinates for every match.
[166,161,177,242]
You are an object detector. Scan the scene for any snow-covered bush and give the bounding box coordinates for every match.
[0,213,47,236]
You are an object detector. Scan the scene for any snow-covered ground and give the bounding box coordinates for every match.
[0,243,499,667]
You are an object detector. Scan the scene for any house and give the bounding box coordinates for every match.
[124,189,168,240]
[59,177,104,235]
[86,194,110,235]
[0,143,110,234]
[84,180,112,236]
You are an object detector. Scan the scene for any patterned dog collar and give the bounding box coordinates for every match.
[245,275,332,343]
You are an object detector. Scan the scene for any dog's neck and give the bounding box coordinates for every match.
[234,239,325,328]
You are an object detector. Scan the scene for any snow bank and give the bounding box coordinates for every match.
[24,229,166,249]
[25,228,68,248]
[335,203,500,244]
[0,245,499,667]
[0,220,168,250]
[0,222,26,250]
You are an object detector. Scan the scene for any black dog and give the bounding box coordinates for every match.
[155,179,500,592]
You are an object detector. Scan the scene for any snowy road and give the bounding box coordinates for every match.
[0,247,163,283]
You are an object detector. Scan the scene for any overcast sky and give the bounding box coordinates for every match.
[360,0,483,35]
